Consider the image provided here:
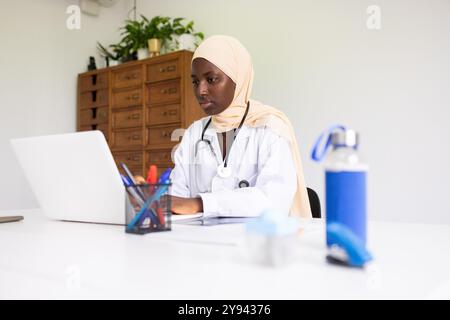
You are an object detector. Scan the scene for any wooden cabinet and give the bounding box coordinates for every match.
[77,50,203,177]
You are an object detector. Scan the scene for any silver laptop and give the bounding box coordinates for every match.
[10,131,126,224]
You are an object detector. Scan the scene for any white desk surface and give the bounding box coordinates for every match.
[0,209,449,300]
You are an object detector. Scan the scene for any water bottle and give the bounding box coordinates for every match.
[311,126,368,247]
[324,129,368,247]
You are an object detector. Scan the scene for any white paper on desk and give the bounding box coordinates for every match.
[152,218,246,246]
[171,213,255,225]
[171,212,203,223]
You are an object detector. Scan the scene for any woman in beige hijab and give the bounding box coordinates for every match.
[170,35,312,219]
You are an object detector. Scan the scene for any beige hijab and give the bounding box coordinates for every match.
[192,35,312,218]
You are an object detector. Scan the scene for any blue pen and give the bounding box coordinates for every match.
[122,174,159,227]
[121,174,145,204]
[121,175,131,186]
[126,186,161,229]
[158,168,172,184]
[136,207,160,226]
[126,183,169,231]
[121,163,145,200]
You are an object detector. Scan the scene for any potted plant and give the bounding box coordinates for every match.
[170,18,204,51]
[142,15,173,57]
[110,42,137,63]
[97,42,122,66]
[119,18,149,60]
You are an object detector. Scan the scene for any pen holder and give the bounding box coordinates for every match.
[125,183,172,234]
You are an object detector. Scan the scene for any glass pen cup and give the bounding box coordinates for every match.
[125,182,172,234]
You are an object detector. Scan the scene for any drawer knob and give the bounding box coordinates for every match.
[159,65,176,73]
[124,73,138,80]
[160,87,177,94]
[125,94,139,101]
[127,114,140,120]
[162,111,167,116]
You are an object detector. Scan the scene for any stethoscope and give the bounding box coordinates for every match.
[194,101,251,188]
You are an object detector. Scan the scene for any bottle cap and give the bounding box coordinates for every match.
[331,129,359,148]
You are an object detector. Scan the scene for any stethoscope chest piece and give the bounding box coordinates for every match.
[217,164,232,178]
[238,179,250,188]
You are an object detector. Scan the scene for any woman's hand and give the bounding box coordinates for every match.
[134,176,203,214]
[171,196,203,215]
[133,176,202,214]
[134,175,146,184]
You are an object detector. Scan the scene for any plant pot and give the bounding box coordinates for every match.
[109,59,120,67]
[177,34,197,51]
[164,35,179,52]
[148,38,162,57]
[137,48,149,60]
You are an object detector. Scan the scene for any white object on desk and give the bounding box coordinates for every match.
[171,212,203,223]
[10,131,125,225]
[0,209,449,299]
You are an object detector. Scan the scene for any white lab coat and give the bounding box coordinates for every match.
[170,117,297,218]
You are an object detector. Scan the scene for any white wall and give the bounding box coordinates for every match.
[1,0,449,224]
[132,0,450,224]
[0,0,129,209]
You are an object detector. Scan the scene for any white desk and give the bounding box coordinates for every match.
[1,209,449,299]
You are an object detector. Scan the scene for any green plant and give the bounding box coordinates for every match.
[171,17,204,40]
[110,42,136,62]
[120,18,148,51]
[142,15,173,42]
[97,42,121,61]
[96,15,204,65]
[97,41,136,63]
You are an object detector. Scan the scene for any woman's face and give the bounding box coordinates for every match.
[191,58,236,115]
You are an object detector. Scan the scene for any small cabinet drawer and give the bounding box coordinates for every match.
[80,89,108,108]
[113,151,143,168]
[112,108,143,129]
[79,73,108,92]
[80,124,109,141]
[112,88,142,109]
[111,128,144,148]
[148,80,180,105]
[146,149,173,164]
[147,104,180,126]
[147,124,180,147]
[112,66,143,89]
[147,59,180,83]
[80,107,108,125]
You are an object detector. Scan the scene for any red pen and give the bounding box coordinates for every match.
[147,165,165,226]
[146,165,157,185]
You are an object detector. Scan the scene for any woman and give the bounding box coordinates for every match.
[169,35,312,218]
